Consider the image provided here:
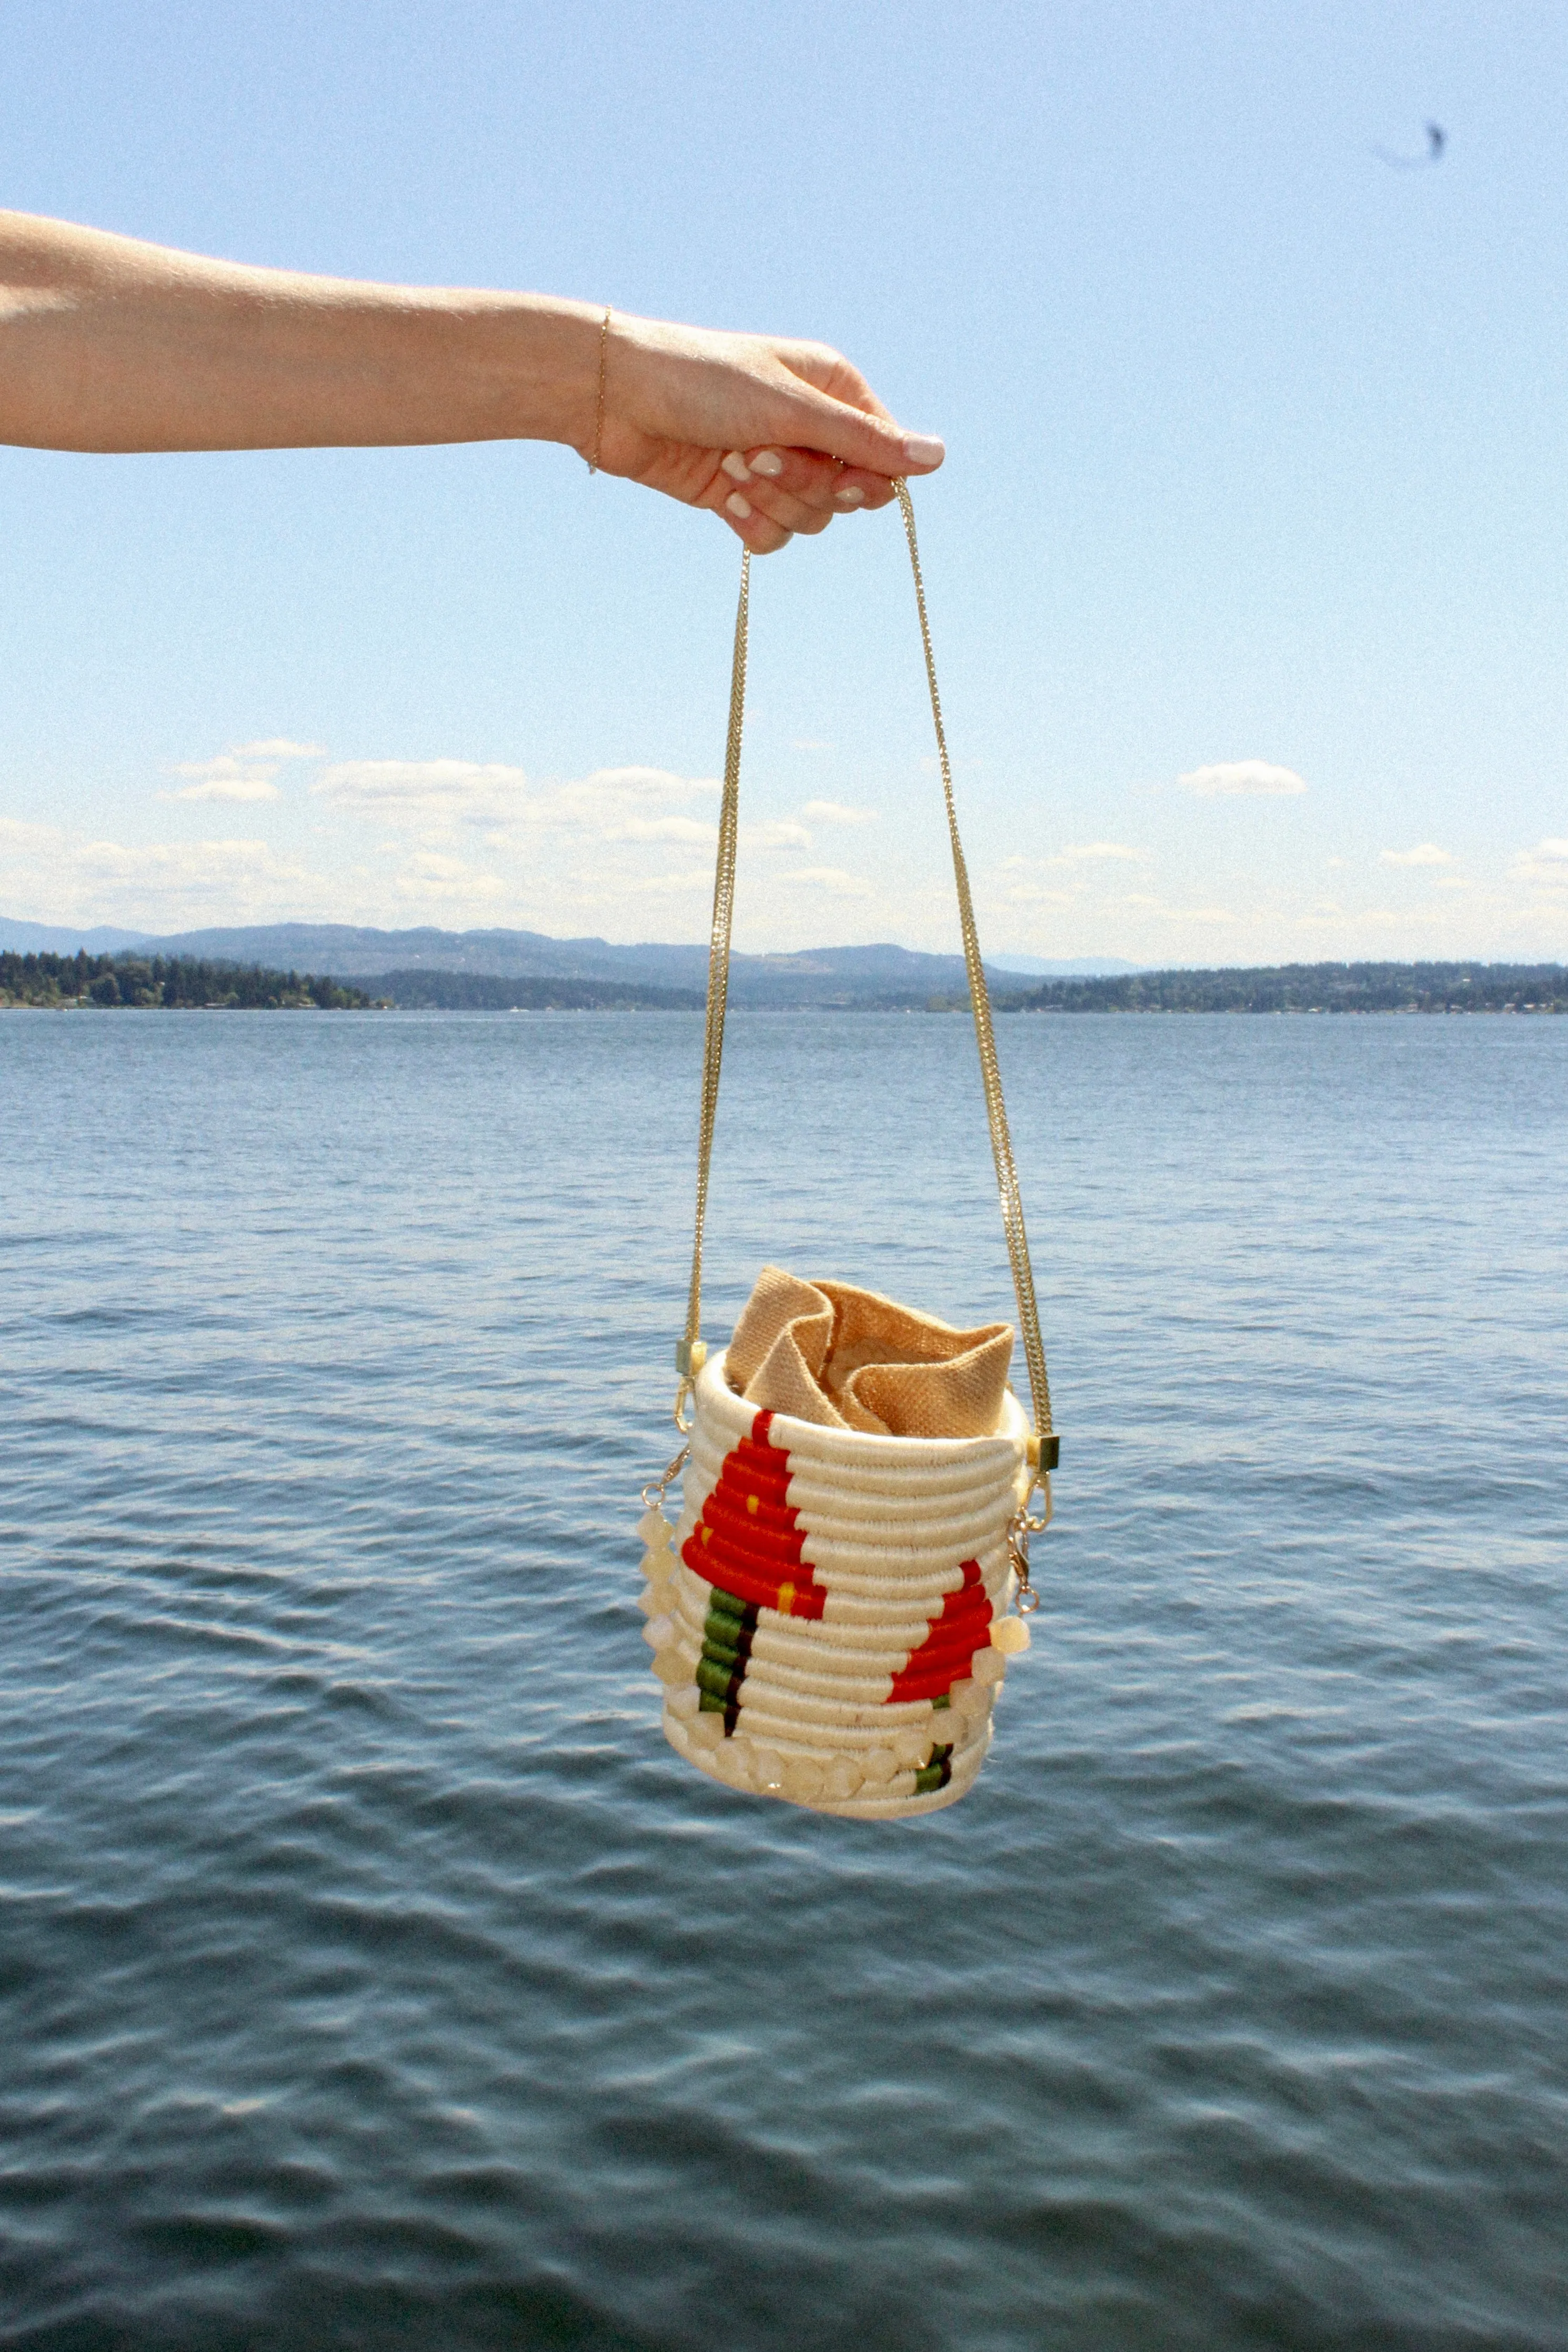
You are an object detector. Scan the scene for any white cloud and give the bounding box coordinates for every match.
[314,758,529,825]
[608,813,717,845]
[995,844,1143,899]
[19,721,1561,958]
[165,755,283,803]
[547,768,721,840]
[778,865,875,897]
[315,760,726,847]
[1179,760,1307,798]
[165,772,281,804]
[230,738,326,759]
[1118,891,1240,924]
[792,739,834,752]
[1512,836,1568,885]
[743,820,812,849]
[389,852,508,906]
[620,867,714,896]
[1380,843,1455,868]
[310,758,825,868]
[164,739,326,803]
[0,813,331,927]
[801,799,878,826]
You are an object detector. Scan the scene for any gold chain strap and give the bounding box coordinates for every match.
[674,490,1056,1477]
[893,482,1053,1454]
[674,547,749,1428]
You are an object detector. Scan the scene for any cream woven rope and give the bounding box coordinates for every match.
[642,1351,1033,1818]
[675,486,1053,1456]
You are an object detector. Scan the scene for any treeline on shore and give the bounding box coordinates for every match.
[341,957,1568,1013]
[1002,961,1566,1015]
[6,948,1564,1016]
[1,950,370,1010]
[361,968,705,1010]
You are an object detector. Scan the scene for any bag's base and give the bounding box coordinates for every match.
[661,1702,994,1820]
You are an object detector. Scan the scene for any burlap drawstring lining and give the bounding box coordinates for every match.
[725,1265,1014,1441]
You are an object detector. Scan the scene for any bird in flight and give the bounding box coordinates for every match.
[1375,121,1447,167]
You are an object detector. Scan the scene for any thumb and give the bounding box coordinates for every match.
[772,375,944,479]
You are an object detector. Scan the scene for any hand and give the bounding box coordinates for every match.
[584,312,944,554]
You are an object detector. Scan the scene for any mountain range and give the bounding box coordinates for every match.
[0,919,1135,1006]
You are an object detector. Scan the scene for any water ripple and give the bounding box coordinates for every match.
[1,1010,1565,2349]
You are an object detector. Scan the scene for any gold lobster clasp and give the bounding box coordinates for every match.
[1007,1459,1053,1614]
[672,1336,707,1434]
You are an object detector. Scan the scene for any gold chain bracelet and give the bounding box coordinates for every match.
[586,306,610,474]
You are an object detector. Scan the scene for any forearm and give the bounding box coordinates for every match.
[0,210,601,454]
[0,209,942,552]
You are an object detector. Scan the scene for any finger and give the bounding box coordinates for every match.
[725,445,843,506]
[733,448,896,511]
[713,488,793,555]
[720,449,837,536]
[721,446,896,529]
[743,488,833,537]
[766,349,945,479]
[786,392,943,480]
[825,466,899,514]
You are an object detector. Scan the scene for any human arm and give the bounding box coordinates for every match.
[0,210,942,552]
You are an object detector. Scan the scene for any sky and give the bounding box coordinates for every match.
[2,0,1565,966]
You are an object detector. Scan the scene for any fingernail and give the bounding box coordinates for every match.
[750,449,784,478]
[725,491,753,520]
[721,451,751,483]
[834,484,865,507]
[902,434,945,468]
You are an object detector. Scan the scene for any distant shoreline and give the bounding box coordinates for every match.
[3,947,1564,1018]
[5,923,1564,1017]
[0,950,369,1012]
[993,963,1566,1017]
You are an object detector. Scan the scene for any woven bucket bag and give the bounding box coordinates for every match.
[638,485,1059,1820]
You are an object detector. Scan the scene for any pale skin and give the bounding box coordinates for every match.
[0,210,944,556]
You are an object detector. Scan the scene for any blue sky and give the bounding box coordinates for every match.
[3,0,1565,962]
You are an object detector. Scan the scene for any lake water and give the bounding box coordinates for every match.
[2,1008,1565,2351]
